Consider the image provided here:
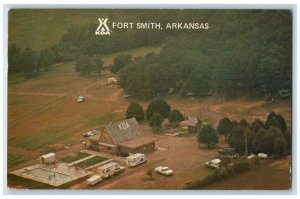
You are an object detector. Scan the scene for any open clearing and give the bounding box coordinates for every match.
[7,46,291,189]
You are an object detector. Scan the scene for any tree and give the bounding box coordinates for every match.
[126,102,145,121]
[265,112,287,133]
[75,55,92,75]
[251,128,272,154]
[21,48,39,77]
[38,48,55,71]
[149,113,163,129]
[251,119,265,132]
[217,117,233,136]
[146,98,171,119]
[168,110,184,125]
[227,126,246,154]
[266,126,285,154]
[8,44,23,73]
[110,54,132,73]
[197,124,219,148]
[239,119,250,128]
[91,56,104,75]
[283,131,292,153]
[273,138,287,159]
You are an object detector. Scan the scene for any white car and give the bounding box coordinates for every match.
[155,166,174,176]
[205,158,221,170]
[83,129,100,137]
[77,96,85,103]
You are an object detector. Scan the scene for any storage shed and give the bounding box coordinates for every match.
[188,116,199,133]
[39,153,56,165]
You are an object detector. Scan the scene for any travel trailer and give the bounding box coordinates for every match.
[98,162,125,178]
[126,153,147,167]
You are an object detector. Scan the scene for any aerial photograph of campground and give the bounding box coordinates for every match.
[7,9,292,190]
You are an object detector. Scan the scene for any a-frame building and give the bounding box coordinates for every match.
[89,118,157,156]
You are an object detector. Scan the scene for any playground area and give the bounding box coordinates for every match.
[10,162,89,186]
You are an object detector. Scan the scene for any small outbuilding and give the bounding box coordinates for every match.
[187,116,199,133]
[39,153,56,165]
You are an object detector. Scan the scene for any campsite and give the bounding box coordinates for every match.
[7,9,292,190]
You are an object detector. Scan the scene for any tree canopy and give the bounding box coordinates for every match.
[197,124,219,148]
[146,98,171,119]
[126,102,145,121]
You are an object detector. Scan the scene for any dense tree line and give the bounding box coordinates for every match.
[119,10,292,99]
[217,112,291,158]
[9,10,291,96]
[75,55,104,76]
[8,45,58,77]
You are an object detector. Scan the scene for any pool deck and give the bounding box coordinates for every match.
[10,163,90,187]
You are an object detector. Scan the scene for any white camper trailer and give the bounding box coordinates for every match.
[40,153,55,165]
[126,153,147,167]
[98,162,125,178]
[257,153,268,159]
[108,77,118,84]
[86,175,103,185]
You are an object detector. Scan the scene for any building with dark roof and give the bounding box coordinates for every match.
[89,118,157,156]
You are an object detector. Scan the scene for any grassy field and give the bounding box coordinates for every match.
[7,41,292,190]
[8,9,139,50]
[7,46,160,169]
[74,156,108,168]
[60,152,90,163]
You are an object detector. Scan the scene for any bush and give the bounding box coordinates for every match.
[168,109,184,125]
[126,102,144,121]
[149,113,163,129]
[232,159,251,173]
[146,98,171,119]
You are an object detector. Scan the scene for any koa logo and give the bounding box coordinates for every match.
[95,18,110,35]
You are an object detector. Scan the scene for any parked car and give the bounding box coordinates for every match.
[257,153,268,159]
[83,129,100,137]
[155,166,174,176]
[77,96,85,103]
[167,88,175,95]
[87,175,103,185]
[247,154,256,159]
[278,89,290,98]
[205,158,221,170]
[218,148,235,156]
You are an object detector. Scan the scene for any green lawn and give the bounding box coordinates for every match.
[7,154,29,167]
[74,156,108,168]
[60,152,90,163]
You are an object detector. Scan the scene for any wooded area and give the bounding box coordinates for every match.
[8,10,292,99]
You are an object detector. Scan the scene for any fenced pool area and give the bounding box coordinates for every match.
[10,163,89,186]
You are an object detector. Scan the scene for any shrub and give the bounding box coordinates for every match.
[168,109,184,125]
[149,113,163,129]
[126,102,144,121]
[146,98,171,119]
[232,159,251,173]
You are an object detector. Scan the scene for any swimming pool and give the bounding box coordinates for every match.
[25,168,70,182]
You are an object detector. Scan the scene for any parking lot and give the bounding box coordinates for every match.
[69,134,220,190]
